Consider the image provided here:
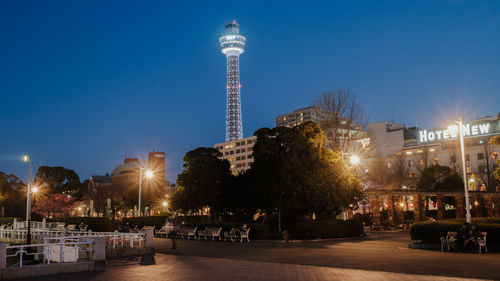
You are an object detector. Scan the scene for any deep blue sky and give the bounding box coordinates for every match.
[1,0,499,182]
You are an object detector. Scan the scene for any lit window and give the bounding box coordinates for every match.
[465,154,470,161]
[409,172,414,178]
[466,166,471,174]
[433,158,439,165]
[420,159,425,166]
[478,153,484,160]
[408,160,414,167]
[387,162,392,169]
[492,152,498,159]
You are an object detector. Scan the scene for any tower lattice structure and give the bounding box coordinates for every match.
[220,21,246,141]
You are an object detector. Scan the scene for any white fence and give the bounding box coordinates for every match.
[0,237,103,268]
[0,229,146,249]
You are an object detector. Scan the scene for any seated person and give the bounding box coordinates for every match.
[456,223,469,251]
[464,224,482,252]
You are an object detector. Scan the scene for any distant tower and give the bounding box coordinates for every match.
[220,21,246,141]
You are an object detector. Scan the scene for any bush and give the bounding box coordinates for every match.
[290,219,363,240]
[64,217,121,232]
[123,216,168,229]
[410,218,500,248]
[0,217,20,225]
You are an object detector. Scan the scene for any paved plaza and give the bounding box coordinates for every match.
[20,232,500,280]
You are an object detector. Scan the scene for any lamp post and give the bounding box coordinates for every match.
[23,155,32,244]
[449,117,472,223]
[138,166,153,217]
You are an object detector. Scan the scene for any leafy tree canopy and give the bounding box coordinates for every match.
[35,166,83,195]
[417,165,463,191]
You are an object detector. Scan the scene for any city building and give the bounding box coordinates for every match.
[111,151,167,191]
[220,21,246,141]
[275,106,322,128]
[214,136,257,174]
[366,115,500,191]
[88,174,112,194]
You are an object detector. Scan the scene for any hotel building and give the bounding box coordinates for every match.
[214,136,257,174]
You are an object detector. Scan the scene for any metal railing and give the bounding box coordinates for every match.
[5,239,94,267]
[0,229,145,249]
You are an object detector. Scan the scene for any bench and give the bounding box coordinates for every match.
[156,224,175,238]
[440,231,457,252]
[478,232,488,254]
[178,227,197,240]
[67,224,76,231]
[198,227,222,241]
[224,228,250,243]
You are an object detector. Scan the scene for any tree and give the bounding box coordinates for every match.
[313,89,368,153]
[171,147,232,215]
[251,122,362,230]
[417,165,463,191]
[35,166,82,196]
[490,135,500,189]
[32,193,75,220]
[0,172,26,217]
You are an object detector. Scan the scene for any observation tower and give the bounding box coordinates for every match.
[220,21,246,141]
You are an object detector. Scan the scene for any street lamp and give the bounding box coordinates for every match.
[448,117,472,223]
[138,166,153,217]
[350,155,360,165]
[23,155,33,244]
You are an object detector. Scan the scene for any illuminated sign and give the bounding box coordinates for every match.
[419,123,490,143]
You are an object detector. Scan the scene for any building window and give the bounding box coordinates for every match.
[241,148,246,152]
[247,140,252,144]
[492,152,498,159]
[478,153,484,160]
[466,166,471,174]
[247,147,253,151]
[247,155,253,159]
[387,162,392,169]
[241,156,246,160]
[236,156,241,161]
[408,160,414,167]
[465,154,470,161]
[225,152,229,156]
[419,159,425,167]
[478,165,486,173]
[433,158,439,165]
[409,172,414,178]
[236,149,240,154]
[230,151,234,155]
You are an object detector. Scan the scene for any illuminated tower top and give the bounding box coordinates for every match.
[220,21,246,56]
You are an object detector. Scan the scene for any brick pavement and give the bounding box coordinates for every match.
[17,254,485,281]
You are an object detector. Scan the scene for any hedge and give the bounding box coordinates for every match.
[123,216,168,229]
[64,217,121,232]
[0,217,20,225]
[410,218,500,248]
[290,219,364,240]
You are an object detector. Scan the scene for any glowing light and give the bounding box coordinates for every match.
[23,155,29,162]
[145,170,153,179]
[32,186,39,193]
[474,201,479,206]
[162,201,168,207]
[78,207,82,211]
[350,155,360,165]
[399,202,405,207]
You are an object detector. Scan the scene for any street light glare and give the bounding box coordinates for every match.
[162,201,168,207]
[350,155,360,165]
[32,186,39,193]
[145,170,154,179]
[23,155,29,162]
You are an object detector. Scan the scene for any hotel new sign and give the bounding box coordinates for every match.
[419,122,492,143]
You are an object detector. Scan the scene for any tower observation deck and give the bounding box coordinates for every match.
[220,21,246,141]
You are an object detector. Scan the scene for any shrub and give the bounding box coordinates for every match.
[64,217,121,232]
[291,219,363,239]
[0,217,20,225]
[123,216,168,229]
[410,218,500,248]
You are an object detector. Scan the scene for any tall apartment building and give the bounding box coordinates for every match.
[214,136,257,174]
[276,106,321,128]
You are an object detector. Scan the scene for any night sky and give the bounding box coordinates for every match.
[1,0,499,182]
